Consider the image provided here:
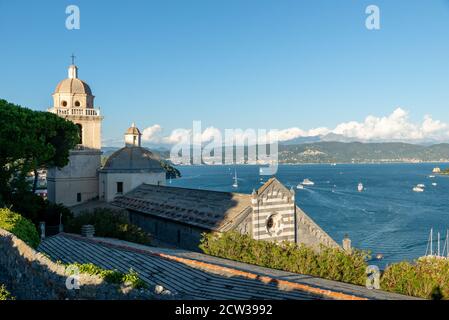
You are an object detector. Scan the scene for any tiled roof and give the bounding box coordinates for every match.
[54,78,92,95]
[111,184,252,231]
[38,233,418,300]
[101,147,164,173]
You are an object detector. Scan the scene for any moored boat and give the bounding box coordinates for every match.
[301,178,314,186]
[357,182,364,192]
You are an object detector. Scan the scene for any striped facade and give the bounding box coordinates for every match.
[250,180,296,242]
[114,177,339,251]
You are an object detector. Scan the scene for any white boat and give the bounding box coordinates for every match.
[357,182,364,192]
[413,186,424,192]
[432,182,437,186]
[429,175,436,178]
[232,169,238,188]
[301,178,314,186]
[296,184,304,189]
[417,183,425,188]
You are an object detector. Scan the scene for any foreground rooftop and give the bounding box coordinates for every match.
[38,233,417,300]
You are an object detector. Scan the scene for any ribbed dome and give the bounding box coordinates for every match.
[102,147,164,173]
[54,78,92,95]
[126,126,141,135]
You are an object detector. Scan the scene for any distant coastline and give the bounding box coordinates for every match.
[175,161,449,167]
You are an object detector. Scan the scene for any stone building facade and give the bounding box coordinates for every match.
[112,177,339,251]
[47,64,103,206]
[99,123,166,202]
[46,64,166,207]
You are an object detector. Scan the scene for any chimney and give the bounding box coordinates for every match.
[342,234,352,254]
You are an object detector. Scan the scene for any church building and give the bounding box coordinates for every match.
[99,123,166,202]
[46,61,340,252]
[47,64,103,206]
[47,63,165,206]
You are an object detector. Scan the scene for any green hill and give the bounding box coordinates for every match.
[278,142,449,163]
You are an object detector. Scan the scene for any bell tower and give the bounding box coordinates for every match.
[47,59,103,207]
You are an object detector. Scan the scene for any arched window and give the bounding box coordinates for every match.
[76,124,83,145]
[74,101,81,107]
[61,100,67,107]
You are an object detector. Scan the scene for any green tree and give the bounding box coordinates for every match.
[0,99,79,197]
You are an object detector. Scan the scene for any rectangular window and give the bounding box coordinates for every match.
[77,193,81,202]
[116,182,123,193]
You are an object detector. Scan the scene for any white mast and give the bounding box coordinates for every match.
[438,232,441,257]
[443,229,449,258]
[430,228,433,256]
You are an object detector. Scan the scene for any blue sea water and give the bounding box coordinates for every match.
[170,163,449,267]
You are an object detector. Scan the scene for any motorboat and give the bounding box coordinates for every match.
[301,179,314,186]
[357,182,364,192]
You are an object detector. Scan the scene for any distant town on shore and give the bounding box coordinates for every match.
[103,141,449,165]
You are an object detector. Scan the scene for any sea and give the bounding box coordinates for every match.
[170,163,449,267]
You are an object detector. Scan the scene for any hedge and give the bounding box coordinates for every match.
[65,208,151,245]
[200,231,369,286]
[0,285,15,300]
[0,208,40,248]
[381,256,449,299]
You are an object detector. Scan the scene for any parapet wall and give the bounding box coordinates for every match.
[296,206,340,251]
[0,228,165,300]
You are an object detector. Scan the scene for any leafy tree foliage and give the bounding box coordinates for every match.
[65,208,151,245]
[0,99,79,198]
[0,99,78,226]
[0,208,40,248]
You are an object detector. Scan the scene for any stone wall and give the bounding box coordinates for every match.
[129,210,205,251]
[0,228,173,300]
[296,206,340,251]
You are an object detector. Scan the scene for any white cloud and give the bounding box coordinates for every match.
[138,108,449,146]
[331,108,449,141]
[141,124,163,143]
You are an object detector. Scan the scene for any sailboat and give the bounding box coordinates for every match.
[232,169,238,188]
[424,228,449,259]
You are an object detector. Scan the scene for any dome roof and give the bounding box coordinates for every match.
[101,146,165,173]
[54,78,92,95]
[126,125,141,135]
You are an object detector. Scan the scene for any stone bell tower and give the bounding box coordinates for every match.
[47,60,103,207]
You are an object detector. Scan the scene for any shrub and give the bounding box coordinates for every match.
[67,263,147,289]
[0,285,15,300]
[65,208,151,245]
[381,257,449,299]
[6,191,73,227]
[200,231,368,286]
[0,208,40,248]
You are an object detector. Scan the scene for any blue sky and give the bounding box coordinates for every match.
[1,0,449,145]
